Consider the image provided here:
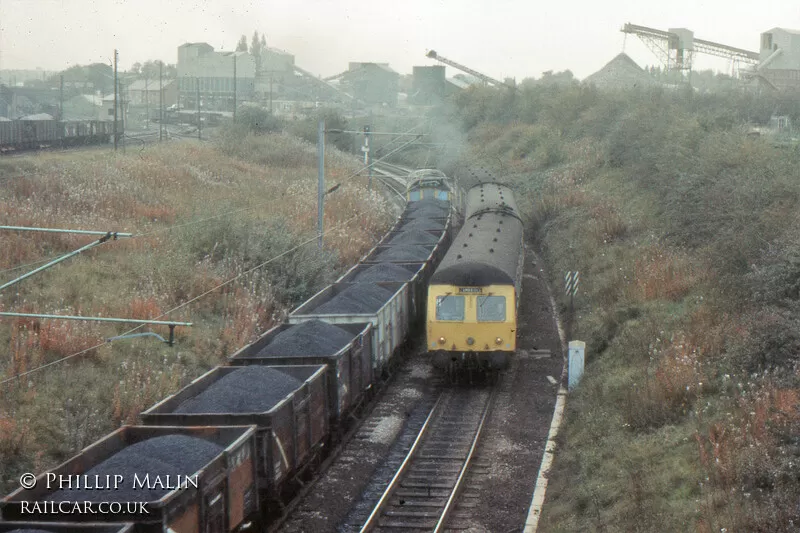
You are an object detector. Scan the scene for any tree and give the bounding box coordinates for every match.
[251,31,263,72]
[260,33,266,51]
[140,60,164,80]
[131,62,142,75]
[164,64,177,78]
[236,35,248,52]
[54,63,114,93]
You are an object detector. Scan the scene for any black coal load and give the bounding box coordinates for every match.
[400,218,444,231]
[405,205,449,219]
[175,366,301,414]
[312,284,394,314]
[408,198,448,210]
[353,263,415,283]
[46,435,224,502]
[257,320,355,357]
[7,530,58,533]
[387,230,438,245]
[374,245,432,261]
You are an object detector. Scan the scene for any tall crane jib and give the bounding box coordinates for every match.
[426,50,518,91]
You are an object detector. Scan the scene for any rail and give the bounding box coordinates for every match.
[359,394,444,532]
[372,163,410,205]
[359,387,495,532]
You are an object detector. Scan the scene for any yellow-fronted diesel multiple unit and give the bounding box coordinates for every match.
[426,182,524,371]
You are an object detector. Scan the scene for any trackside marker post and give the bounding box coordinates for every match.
[568,340,585,391]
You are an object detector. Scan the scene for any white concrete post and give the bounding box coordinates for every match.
[568,340,585,391]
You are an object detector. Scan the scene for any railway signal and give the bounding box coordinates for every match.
[363,125,371,190]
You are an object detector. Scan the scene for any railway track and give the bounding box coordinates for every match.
[371,163,410,206]
[358,386,495,532]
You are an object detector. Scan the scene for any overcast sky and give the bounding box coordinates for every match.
[1,0,798,80]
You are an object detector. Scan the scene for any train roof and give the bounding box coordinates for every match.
[407,169,451,192]
[465,182,519,220]
[430,211,523,286]
[409,169,447,179]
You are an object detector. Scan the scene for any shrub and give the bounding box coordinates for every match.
[234,105,284,133]
[287,108,354,153]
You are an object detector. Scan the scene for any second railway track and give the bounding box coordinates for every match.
[359,386,495,532]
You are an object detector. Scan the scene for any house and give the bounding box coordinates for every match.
[126,79,177,107]
[102,93,127,122]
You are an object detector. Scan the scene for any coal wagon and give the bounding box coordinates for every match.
[1,426,258,533]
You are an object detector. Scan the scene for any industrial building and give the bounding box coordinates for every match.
[619,23,800,91]
[177,42,256,111]
[758,28,800,90]
[340,63,399,106]
[254,47,297,102]
[410,65,446,105]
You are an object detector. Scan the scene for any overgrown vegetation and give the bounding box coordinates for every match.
[443,81,800,531]
[0,134,393,493]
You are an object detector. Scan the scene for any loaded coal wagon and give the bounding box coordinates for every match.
[141,365,328,513]
[1,426,258,533]
[229,321,372,426]
[288,281,411,375]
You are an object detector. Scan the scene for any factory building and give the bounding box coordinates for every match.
[177,42,256,111]
[410,65,446,105]
[341,63,399,106]
[758,28,800,90]
[254,47,296,101]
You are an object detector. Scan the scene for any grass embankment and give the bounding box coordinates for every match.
[0,132,393,494]
[448,84,800,531]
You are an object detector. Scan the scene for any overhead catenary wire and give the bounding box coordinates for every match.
[0,125,423,379]
[325,122,426,195]
[0,206,377,386]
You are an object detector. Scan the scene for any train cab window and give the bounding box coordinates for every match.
[477,296,506,322]
[436,295,465,321]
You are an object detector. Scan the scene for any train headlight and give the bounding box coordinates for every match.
[438,336,446,345]
[466,337,475,346]
[495,337,503,345]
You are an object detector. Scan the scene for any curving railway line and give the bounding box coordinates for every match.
[0,158,567,533]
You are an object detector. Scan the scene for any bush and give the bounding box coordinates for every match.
[287,109,354,153]
[234,105,284,133]
[181,217,337,306]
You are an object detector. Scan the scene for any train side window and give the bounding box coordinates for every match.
[477,296,506,322]
[436,295,464,321]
